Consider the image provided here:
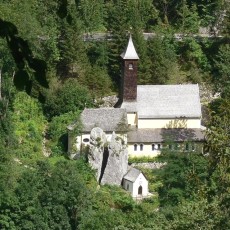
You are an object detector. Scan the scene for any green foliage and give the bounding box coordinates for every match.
[180,37,210,71]
[128,156,157,164]
[48,111,81,155]
[12,92,46,159]
[157,151,209,206]
[44,79,93,118]
[213,43,230,92]
[178,2,200,33]
[0,1,229,229]
[76,0,105,33]
[0,159,96,230]
[147,36,179,84]
[79,65,113,98]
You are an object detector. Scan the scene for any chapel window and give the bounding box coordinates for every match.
[158,144,161,150]
[83,138,89,143]
[140,144,143,151]
[134,144,137,151]
[175,143,179,150]
[192,144,195,151]
[152,144,155,151]
[129,63,133,70]
[185,143,189,151]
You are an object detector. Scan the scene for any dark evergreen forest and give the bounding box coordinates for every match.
[0,0,230,229]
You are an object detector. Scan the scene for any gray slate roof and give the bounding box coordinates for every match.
[79,108,128,132]
[120,35,139,60]
[121,84,201,118]
[123,168,142,182]
[128,128,205,143]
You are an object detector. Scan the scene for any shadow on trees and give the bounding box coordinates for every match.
[0,19,48,98]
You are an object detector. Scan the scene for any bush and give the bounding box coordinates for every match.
[47,111,81,155]
[44,79,93,118]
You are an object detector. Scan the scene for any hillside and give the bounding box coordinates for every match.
[0,1,230,229]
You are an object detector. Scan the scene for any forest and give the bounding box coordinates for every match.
[0,0,230,229]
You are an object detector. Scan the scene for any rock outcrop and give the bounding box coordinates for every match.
[88,127,128,185]
[101,132,128,185]
[88,127,107,182]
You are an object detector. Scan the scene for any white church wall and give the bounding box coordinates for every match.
[133,174,148,197]
[128,143,161,158]
[138,118,201,129]
[71,132,128,155]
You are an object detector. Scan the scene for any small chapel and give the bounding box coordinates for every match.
[67,35,205,158]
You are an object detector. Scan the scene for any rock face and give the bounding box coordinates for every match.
[101,132,128,185]
[88,127,128,185]
[88,127,107,182]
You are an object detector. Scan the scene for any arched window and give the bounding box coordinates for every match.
[192,144,195,151]
[129,63,133,70]
[158,144,161,150]
[175,143,179,150]
[138,185,143,195]
[140,144,143,151]
[185,143,189,151]
[152,144,155,151]
[134,144,137,151]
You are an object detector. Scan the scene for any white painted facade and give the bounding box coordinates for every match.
[128,143,162,157]
[127,112,201,129]
[138,118,201,129]
[69,132,127,155]
[123,173,149,198]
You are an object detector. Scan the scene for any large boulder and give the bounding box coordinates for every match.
[88,127,107,182]
[100,132,128,185]
[88,128,128,185]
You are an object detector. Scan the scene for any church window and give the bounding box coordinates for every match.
[129,63,133,70]
[138,185,143,195]
[134,144,137,151]
[192,144,195,151]
[152,144,155,151]
[158,144,161,149]
[185,143,189,151]
[83,138,89,143]
[175,143,179,150]
[140,144,143,151]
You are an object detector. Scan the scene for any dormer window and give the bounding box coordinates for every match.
[129,63,133,70]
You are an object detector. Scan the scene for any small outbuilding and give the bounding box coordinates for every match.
[123,168,149,199]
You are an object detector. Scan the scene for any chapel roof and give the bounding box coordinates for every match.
[123,168,143,182]
[121,84,201,118]
[120,35,139,60]
[77,108,128,133]
[127,128,205,143]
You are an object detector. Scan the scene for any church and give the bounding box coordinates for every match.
[67,35,205,158]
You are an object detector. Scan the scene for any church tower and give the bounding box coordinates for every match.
[120,35,139,101]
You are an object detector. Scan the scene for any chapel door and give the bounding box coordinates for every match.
[138,185,142,195]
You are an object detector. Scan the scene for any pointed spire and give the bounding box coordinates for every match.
[120,35,139,60]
